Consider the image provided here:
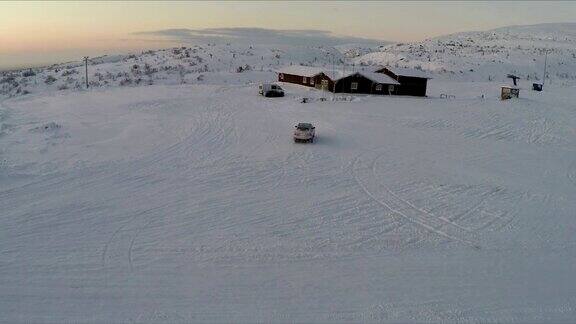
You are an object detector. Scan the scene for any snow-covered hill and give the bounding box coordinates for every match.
[354,23,576,83]
[0,44,349,98]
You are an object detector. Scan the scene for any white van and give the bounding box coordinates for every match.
[259,83,284,97]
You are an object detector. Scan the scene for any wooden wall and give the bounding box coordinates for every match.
[278,73,314,87]
[375,68,429,97]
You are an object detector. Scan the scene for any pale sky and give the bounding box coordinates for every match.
[1,1,576,69]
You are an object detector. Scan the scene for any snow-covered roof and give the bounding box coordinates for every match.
[377,67,432,79]
[361,72,401,85]
[277,65,324,77]
[277,66,400,84]
[323,70,357,81]
[323,70,400,84]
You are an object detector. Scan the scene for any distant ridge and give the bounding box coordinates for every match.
[353,23,576,82]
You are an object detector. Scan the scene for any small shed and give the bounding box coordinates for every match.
[501,86,520,100]
[313,72,336,92]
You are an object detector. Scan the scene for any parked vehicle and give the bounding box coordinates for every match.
[293,123,315,143]
[259,83,284,97]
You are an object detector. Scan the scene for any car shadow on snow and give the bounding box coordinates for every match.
[292,134,348,148]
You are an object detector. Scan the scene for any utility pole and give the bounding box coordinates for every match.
[331,53,336,100]
[83,56,89,89]
[332,53,335,83]
[542,50,548,89]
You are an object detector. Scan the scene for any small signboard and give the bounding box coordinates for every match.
[501,86,520,100]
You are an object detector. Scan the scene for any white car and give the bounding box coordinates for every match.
[293,123,315,143]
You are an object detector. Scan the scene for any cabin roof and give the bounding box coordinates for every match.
[277,65,324,77]
[377,66,432,79]
[276,66,403,85]
[322,70,357,81]
[361,72,401,85]
[323,71,399,84]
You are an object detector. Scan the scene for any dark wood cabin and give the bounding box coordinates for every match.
[276,66,400,95]
[361,72,400,95]
[333,73,373,94]
[277,66,323,88]
[333,72,399,95]
[375,67,431,97]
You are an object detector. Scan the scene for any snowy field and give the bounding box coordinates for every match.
[1,77,576,322]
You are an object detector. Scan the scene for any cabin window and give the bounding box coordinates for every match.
[375,84,382,91]
[279,73,284,80]
[303,76,307,84]
[388,85,395,92]
[351,82,358,90]
[310,78,315,85]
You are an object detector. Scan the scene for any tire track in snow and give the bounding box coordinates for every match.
[0,91,232,203]
[0,86,267,204]
[103,86,296,270]
[337,156,415,251]
[370,151,520,237]
[449,188,497,222]
[101,206,164,271]
[369,152,475,234]
[212,88,291,192]
[350,151,481,249]
[141,97,236,174]
[101,86,243,272]
[103,200,188,272]
[127,217,158,272]
[100,111,234,272]
[568,161,576,187]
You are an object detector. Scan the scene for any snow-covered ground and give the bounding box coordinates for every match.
[2,78,576,322]
[2,23,576,323]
